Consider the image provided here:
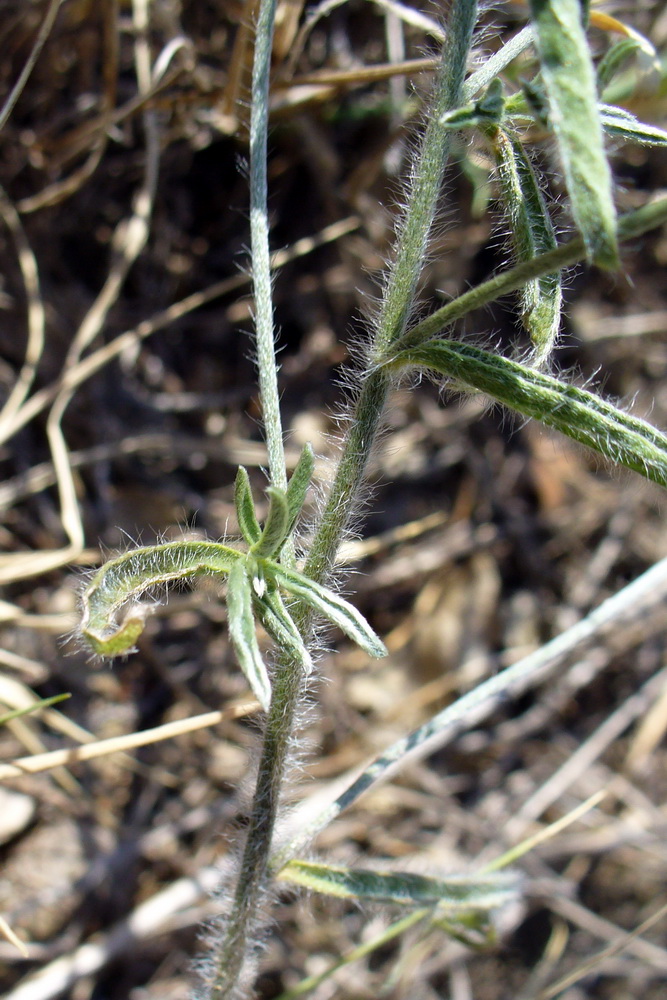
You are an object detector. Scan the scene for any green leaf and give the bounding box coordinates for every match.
[597,37,646,93]
[256,590,313,675]
[279,860,519,911]
[492,128,561,362]
[440,78,505,131]
[80,540,242,656]
[250,486,290,559]
[227,560,272,710]
[234,466,261,546]
[599,104,667,147]
[266,563,387,659]
[529,0,618,267]
[394,339,667,489]
[285,443,315,537]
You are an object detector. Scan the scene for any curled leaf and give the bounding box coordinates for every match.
[80,540,242,656]
[492,128,561,362]
[279,859,520,911]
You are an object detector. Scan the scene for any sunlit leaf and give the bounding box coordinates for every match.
[227,560,272,710]
[81,541,242,656]
[394,339,667,488]
[257,590,313,674]
[599,104,667,147]
[529,0,618,267]
[280,859,519,910]
[234,466,261,546]
[267,564,387,658]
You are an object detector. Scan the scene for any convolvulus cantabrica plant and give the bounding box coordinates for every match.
[77,1,667,996]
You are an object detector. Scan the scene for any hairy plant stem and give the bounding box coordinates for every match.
[306,0,478,584]
[374,0,478,356]
[208,0,294,995]
[209,658,304,998]
[248,0,287,498]
[207,4,478,995]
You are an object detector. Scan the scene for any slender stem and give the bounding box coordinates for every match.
[209,7,480,994]
[207,1,298,996]
[306,1,478,585]
[461,24,533,101]
[249,0,287,495]
[373,0,478,355]
[209,657,305,997]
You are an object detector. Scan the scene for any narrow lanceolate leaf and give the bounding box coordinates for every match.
[279,860,519,911]
[256,590,313,675]
[249,486,290,558]
[265,563,387,659]
[285,442,315,537]
[599,104,667,148]
[394,340,667,489]
[227,560,271,711]
[529,0,618,267]
[492,129,561,363]
[234,466,261,546]
[596,37,647,93]
[81,541,242,656]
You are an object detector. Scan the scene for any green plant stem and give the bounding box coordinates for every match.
[249,0,287,498]
[209,657,305,997]
[208,0,289,995]
[210,6,479,994]
[388,195,667,355]
[305,1,478,585]
[374,0,478,355]
[461,23,533,101]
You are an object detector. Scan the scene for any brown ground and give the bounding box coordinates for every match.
[0,2,667,998]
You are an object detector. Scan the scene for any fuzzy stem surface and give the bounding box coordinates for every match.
[305,0,478,585]
[206,0,296,995]
[248,0,287,497]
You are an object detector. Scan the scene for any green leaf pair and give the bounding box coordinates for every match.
[80,444,386,710]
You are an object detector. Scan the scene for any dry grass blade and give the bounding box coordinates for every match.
[0,702,257,780]
[0,186,45,440]
[538,901,667,999]
[0,0,64,133]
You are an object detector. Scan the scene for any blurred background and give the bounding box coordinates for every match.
[0,2,666,997]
